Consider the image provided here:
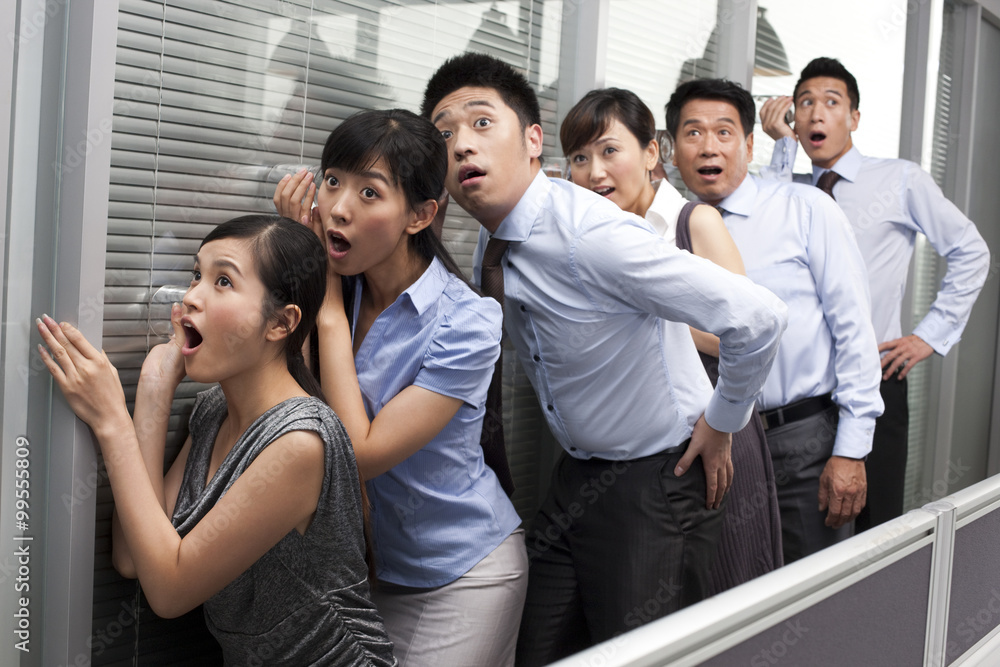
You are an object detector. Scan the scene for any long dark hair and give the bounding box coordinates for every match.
[320,108,475,290]
[200,214,327,397]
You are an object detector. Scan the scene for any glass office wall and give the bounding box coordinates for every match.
[97,1,565,663]
[749,1,906,172]
[5,1,994,664]
[603,1,954,515]
[604,1,906,172]
[604,0,720,125]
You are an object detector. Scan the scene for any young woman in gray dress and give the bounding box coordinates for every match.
[38,215,396,666]
[560,88,784,593]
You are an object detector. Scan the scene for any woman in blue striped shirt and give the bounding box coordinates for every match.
[274,109,526,667]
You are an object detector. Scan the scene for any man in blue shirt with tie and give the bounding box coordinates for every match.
[666,78,884,565]
[759,57,990,530]
[422,53,787,665]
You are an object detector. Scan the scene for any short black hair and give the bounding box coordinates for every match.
[794,57,860,110]
[421,52,541,131]
[560,88,656,157]
[665,78,755,140]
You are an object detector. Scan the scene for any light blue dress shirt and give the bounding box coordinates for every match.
[472,171,788,461]
[642,180,715,410]
[714,175,884,459]
[354,257,521,588]
[765,138,990,353]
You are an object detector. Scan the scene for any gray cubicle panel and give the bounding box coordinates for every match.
[700,543,933,666]
[944,483,1000,663]
[549,510,940,667]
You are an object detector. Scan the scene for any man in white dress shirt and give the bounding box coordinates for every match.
[759,57,990,530]
[423,53,788,665]
[667,78,884,564]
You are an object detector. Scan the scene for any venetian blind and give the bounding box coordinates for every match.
[97,1,564,664]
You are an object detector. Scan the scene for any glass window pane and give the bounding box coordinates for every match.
[605,0,720,123]
[750,1,907,174]
[99,2,566,663]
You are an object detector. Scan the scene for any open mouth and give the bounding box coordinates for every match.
[182,320,203,354]
[594,186,615,197]
[328,230,351,258]
[810,132,827,143]
[458,165,486,184]
[698,167,723,176]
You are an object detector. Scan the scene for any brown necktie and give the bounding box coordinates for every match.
[816,170,841,200]
[479,236,515,496]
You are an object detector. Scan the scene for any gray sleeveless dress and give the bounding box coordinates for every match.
[676,202,785,593]
[172,386,396,666]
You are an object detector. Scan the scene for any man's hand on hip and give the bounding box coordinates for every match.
[879,334,934,380]
[675,415,733,510]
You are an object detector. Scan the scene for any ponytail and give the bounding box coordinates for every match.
[287,349,326,401]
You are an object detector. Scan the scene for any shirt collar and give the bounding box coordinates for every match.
[492,169,550,242]
[810,144,862,184]
[404,256,450,315]
[647,179,681,218]
[355,256,449,318]
[714,175,757,217]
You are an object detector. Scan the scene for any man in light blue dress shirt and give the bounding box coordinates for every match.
[667,78,884,565]
[759,57,990,530]
[422,53,788,665]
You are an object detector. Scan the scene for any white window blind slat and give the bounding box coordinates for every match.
[104,286,153,303]
[108,201,155,220]
[117,12,166,39]
[110,132,158,154]
[108,219,154,237]
[116,29,163,56]
[108,184,155,205]
[102,304,147,320]
[119,0,166,21]
[115,46,162,72]
[110,166,156,187]
[109,150,158,171]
